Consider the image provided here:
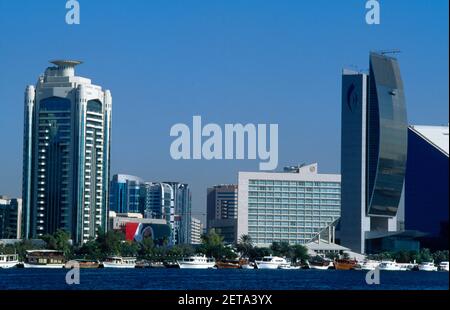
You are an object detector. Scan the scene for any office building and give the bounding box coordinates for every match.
[190,217,203,245]
[237,163,341,247]
[22,60,112,244]
[405,125,449,250]
[340,52,421,254]
[207,184,238,244]
[0,196,22,239]
[165,182,192,245]
[109,174,144,213]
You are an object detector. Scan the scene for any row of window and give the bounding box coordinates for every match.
[248,186,340,193]
[248,198,340,205]
[249,192,340,198]
[248,180,340,187]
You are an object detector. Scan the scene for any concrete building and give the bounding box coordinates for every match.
[0,196,22,239]
[22,60,112,244]
[340,52,421,254]
[190,217,203,245]
[207,184,238,244]
[405,125,449,250]
[237,163,341,247]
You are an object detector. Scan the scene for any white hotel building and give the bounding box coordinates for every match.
[237,163,341,247]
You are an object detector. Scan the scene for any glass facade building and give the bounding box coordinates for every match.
[340,53,409,254]
[22,60,112,244]
[109,174,144,214]
[237,164,341,247]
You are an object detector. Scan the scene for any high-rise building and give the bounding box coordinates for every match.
[165,182,192,245]
[0,196,22,239]
[405,125,449,250]
[22,60,112,244]
[109,174,144,214]
[206,184,238,244]
[190,217,203,245]
[340,52,419,254]
[237,163,341,247]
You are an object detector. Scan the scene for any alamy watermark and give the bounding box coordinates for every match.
[66,0,80,25]
[365,0,380,25]
[65,260,80,285]
[365,267,381,285]
[170,116,279,171]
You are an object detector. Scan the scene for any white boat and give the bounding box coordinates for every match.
[240,262,255,269]
[278,263,301,270]
[102,256,137,268]
[397,263,417,271]
[177,255,215,269]
[0,254,19,269]
[255,256,288,270]
[378,260,403,271]
[439,261,449,271]
[418,262,437,272]
[354,260,380,271]
[23,250,65,268]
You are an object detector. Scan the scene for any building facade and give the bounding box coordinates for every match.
[165,182,192,245]
[22,60,112,244]
[340,53,412,254]
[190,217,203,245]
[109,174,144,214]
[206,184,238,244]
[0,196,22,239]
[405,125,449,250]
[237,164,341,247]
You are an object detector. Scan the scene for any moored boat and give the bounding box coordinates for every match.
[278,263,301,270]
[215,259,241,269]
[353,260,380,271]
[23,250,66,268]
[378,260,402,271]
[0,254,19,269]
[240,262,255,269]
[177,255,215,269]
[255,256,288,270]
[307,258,332,270]
[71,259,101,269]
[418,262,437,272]
[334,258,357,270]
[438,261,449,272]
[102,256,136,268]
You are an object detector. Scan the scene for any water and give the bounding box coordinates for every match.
[0,269,448,290]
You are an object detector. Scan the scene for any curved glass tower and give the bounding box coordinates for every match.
[22,60,112,244]
[367,53,408,217]
[340,52,408,254]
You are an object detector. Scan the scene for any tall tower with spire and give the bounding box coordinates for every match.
[22,60,112,244]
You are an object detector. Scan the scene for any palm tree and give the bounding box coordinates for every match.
[237,234,253,258]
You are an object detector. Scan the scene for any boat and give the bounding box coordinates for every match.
[334,258,357,270]
[378,260,402,271]
[418,262,437,272]
[71,259,101,269]
[439,261,449,271]
[0,254,19,269]
[149,262,165,268]
[23,250,66,268]
[102,256,136,268]
[307,258,332,270]
[255,256,288,270]
[278,263,301,270]
[240,262,255,269]
[397,262,417,271]
[353,260,380,271]
[163,261,180,268]
[177,255,215,269]
[135,260,150,268]
[215,259,241,269]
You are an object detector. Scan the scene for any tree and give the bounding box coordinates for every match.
[292,245,309,264]
[41,229,72,257]
[433,250,449,264]
[236,234,253,258]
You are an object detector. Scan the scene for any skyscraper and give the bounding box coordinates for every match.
[0,196,22,239]
[340,52,412,254]
[22,60,112,244]
[206,184,238,244]
[109,174,144,214]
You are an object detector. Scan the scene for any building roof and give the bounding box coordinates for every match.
[410,125,449,156]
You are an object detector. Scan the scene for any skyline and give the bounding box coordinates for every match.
[0,1,448,223]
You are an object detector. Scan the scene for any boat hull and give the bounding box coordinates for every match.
[23,263,65,269]
[0,262,19,269]
[102,262,135,268]
[255,262,280,270]
[178,263,215,269]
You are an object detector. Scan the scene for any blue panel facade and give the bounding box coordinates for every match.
[405,129,449,250]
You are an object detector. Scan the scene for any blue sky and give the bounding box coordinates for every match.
[0,0,448,222]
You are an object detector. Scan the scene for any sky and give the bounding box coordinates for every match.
[0,0,448,223]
